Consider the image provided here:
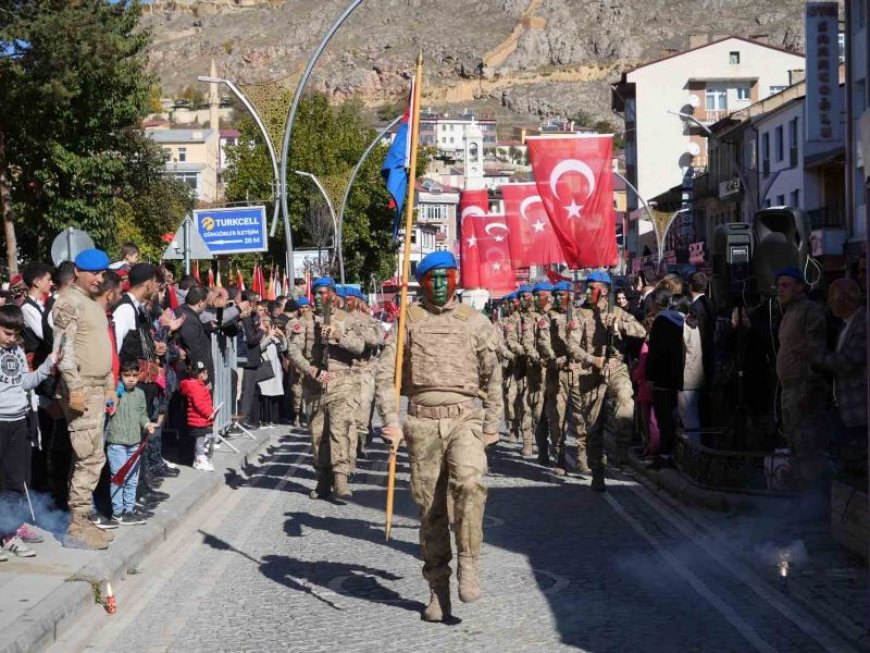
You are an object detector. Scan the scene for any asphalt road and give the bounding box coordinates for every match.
[49,426,863,653]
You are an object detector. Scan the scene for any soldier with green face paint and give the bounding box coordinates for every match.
[522,282,550,463]
[504,288,528,446]
[376,251,502,624]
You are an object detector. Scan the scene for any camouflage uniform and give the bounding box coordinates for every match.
[567,304,645,469]
[375,300,502,598]
[53,283,115,547]
[536,308,575,469]
[353,309,384,461]
[776,296,829,483]
[504,311,526,443]
[287,308,365,495]
[521,308,545,457]
[493,314,514,437]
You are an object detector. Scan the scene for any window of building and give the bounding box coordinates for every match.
[761,132,770,177]
[177,147,187,162]
[764,198,772,208]
[839,33,846,63]
[776,194,785,206]
[790,189,800,207]
[774,126,784,162]
[788,118,799,166]
[736,86,751,101]
[729,51,740,64]
[769,85,787,96]
[705,86,727,111]
[174,172,198,191]
[449,137,454,144]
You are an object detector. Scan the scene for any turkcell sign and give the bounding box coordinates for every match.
[195,206,267,255]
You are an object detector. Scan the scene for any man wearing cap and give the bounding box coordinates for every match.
[567,270,645,491]
[536,280,579,474]
[52,249,115,549]
[521,283,549,461]
[287,277,366,500]
[494,294,517,443]
[775,267,828,485]
[376,251,502,623]
[504,289,528,446]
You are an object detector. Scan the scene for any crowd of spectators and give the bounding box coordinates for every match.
[0,243,305,558]
[622,266,867,489]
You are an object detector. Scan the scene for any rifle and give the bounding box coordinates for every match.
[321,294,333,373]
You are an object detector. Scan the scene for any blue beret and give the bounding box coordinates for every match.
[74,248,110,272]
[335,286,348,298]
[296,297,310,306]
[312,276,335,289]
[554,281,572,291]
[775,267,805,284]
[587,270,612,284]
[518,284,534,294]
[356,289,367,301]
[415,251,457,281]
[533,282,554,293]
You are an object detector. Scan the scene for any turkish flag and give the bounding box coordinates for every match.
[458,189,488,288]
[471,213,517,294]
[527,135,618,269]
[502,183,566,268]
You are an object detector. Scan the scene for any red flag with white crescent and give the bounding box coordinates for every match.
[458,189,488,288]
[527,135,618,268]
[471,213,517,294]
[502,182,566,268]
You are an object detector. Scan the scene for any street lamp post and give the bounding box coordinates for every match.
[669,109,752,208]
[197,75,294,276]
[295,170,343,283]
[279,0,366,289]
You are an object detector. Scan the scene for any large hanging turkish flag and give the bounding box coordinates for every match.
[527,135,618,269]
[502,182,567,268]
[458,189,488,288]
[471,213,517,294]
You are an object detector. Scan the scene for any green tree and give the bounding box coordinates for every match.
[225,92,426,284]
[0,0,192,267]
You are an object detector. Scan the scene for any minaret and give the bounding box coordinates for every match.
[463,119,484,190]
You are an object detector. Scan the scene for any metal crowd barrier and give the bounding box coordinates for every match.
[209,331,254,452]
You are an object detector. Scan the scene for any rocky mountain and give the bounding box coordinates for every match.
[143,0,817,128]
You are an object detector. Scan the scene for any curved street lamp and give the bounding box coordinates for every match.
[279,0,366,285]
[295,170,343,283]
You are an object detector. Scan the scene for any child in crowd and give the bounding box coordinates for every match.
[106,360,156,525]
[180,360,215,472]
[0,305,57,558]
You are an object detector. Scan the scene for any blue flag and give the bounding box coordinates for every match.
[381,117,409,240]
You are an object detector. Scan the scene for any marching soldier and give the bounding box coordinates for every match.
[349,288,383,461]
[376,251,502,623]
[504,289,528,447]
[287,277,365,501]
[495,294,516,441]
[524,283,549,463]
[536,280,574,475]
[289,297,312,427]
[567,271,646,491]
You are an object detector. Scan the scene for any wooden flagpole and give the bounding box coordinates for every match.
[385,51,423,542]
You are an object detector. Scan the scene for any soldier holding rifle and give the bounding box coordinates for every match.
[376,251,502,623]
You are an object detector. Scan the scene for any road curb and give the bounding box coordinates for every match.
[625,449,755,512]
[0,430,273,653]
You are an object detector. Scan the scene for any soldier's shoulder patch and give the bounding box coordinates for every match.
[567,319,578,330]
[521,322,529,331]
[537,318,548,328]
[504,322,514,330]
[292,323,303,334]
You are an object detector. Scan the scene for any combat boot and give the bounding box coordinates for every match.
[576,444,591,474]
[457,554,482,603]
[591,468,607,493]
[63,514,109,550]
[521,435,534,459]
[552,450,567,476]
[421,581,452,622]
[333,473,353,501]
[309,473,332,500]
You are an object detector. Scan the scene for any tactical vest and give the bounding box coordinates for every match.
[406,303,478,394]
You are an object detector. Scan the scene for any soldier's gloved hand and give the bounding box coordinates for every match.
[592,356,605,370]
[67,390,87,413]
[482,432,499,447]
[382,424,403,446]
